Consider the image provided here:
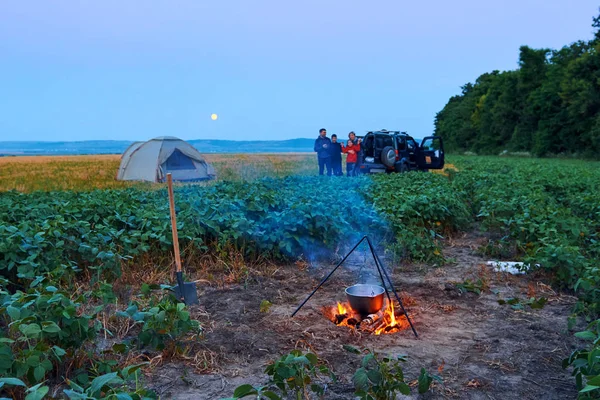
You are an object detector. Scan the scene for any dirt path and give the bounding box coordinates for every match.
[148,232,582,399]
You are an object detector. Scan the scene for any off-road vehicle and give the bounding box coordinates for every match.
[356,130,444,174]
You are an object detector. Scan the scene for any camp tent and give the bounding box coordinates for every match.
[116,136,216,182]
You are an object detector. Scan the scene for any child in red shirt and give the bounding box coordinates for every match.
[342,131,361,176]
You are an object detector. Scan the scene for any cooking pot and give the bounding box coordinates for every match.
[345,284,385,315]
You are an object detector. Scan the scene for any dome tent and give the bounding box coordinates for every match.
[117,136,216,182]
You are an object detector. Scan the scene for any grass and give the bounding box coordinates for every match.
[0,153,317,192]
[0,155,137,192]
[208,153,316,181]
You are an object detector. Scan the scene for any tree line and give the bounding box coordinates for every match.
[435,12,600,158]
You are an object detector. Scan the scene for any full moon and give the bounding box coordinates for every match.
[211,113,218,121]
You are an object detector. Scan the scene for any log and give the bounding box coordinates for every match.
[346,309,362,326]
[363,298,389,325]
[360,316,387,333]
[334,313,348,325]
[333,309,362,326]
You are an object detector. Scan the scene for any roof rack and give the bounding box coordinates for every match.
[365,130,409,135]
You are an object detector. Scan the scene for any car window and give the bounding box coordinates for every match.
[375,135,393,148]
[406,139,417,151]
[421,137,441,151]
[396,137,406,151]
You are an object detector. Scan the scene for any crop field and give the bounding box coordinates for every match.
[1,154,600,399]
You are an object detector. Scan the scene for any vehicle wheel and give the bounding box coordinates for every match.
[381,146,396,168]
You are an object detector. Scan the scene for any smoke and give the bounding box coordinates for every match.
[173,157,399,288]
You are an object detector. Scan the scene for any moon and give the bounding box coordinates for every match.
[211,113,218,121]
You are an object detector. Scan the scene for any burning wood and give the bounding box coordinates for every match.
[331,302,361,326]
[334,313,347,325]
[363,297,389,325]
[325,298,412,335]
[360,315,386,333]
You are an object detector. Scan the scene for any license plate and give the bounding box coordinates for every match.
[425,156,432,163]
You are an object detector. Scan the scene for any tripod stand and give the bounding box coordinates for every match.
[291,236,418,338]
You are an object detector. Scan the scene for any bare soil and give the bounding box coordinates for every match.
[148,231,584,399]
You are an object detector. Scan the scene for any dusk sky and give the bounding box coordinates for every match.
[0,1,598,142]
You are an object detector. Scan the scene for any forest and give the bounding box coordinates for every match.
[435,12,600,158]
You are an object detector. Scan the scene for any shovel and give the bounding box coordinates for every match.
[166,173,198,305]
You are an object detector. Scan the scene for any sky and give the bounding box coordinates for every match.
[0,1,598,142]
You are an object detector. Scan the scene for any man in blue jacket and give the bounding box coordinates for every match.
[314,128,332,176]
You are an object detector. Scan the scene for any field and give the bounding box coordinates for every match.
[0,154,318,192]
[1,154,600,399]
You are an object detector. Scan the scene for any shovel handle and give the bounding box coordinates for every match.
[167,174,183,274]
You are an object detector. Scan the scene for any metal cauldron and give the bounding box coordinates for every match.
[345,284,385,315]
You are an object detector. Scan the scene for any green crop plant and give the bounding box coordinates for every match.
[63,362,157,399]
[2,154,600,397]
[116,292,201,351]
[224,349,336,400]
[564,319,600,399]
[343,346,442,399]
[0,276,99,386]
[0,176,384,285]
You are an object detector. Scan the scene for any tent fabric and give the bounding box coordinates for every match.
[117,137,216,182]
[166,149,196,170]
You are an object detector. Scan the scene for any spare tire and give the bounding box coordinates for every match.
[381,146,396,168]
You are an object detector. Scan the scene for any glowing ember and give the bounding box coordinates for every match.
[324,298,412,335]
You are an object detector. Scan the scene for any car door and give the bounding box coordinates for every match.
[405,138,418,166]
[417,136,445,169]
[361,133,374,159]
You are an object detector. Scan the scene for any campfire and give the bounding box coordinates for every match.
[292,237,419,337]
[324,297,411,335]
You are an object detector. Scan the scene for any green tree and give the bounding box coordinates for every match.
[435,10,600,159]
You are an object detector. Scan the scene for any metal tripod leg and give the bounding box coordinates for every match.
[366,237,418,338]
[291,236,368,317]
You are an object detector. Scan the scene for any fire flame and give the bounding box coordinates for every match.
[325,299,411,335]
[375,300,398,335]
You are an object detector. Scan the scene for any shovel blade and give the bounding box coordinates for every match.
[174,282,199,305]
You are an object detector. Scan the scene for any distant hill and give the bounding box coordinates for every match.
[0,138,316,156]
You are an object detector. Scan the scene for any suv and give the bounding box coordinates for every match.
[356,130,444,174]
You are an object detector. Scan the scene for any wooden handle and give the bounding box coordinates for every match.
[167,174,182,273]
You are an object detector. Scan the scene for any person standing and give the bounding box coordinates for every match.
[355,136,364,175]
[342,131,361,176]
[314,128,332,176]
[329,134,343,176]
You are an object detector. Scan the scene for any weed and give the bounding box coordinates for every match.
[497,297,548,310]
[454,279,486,295]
